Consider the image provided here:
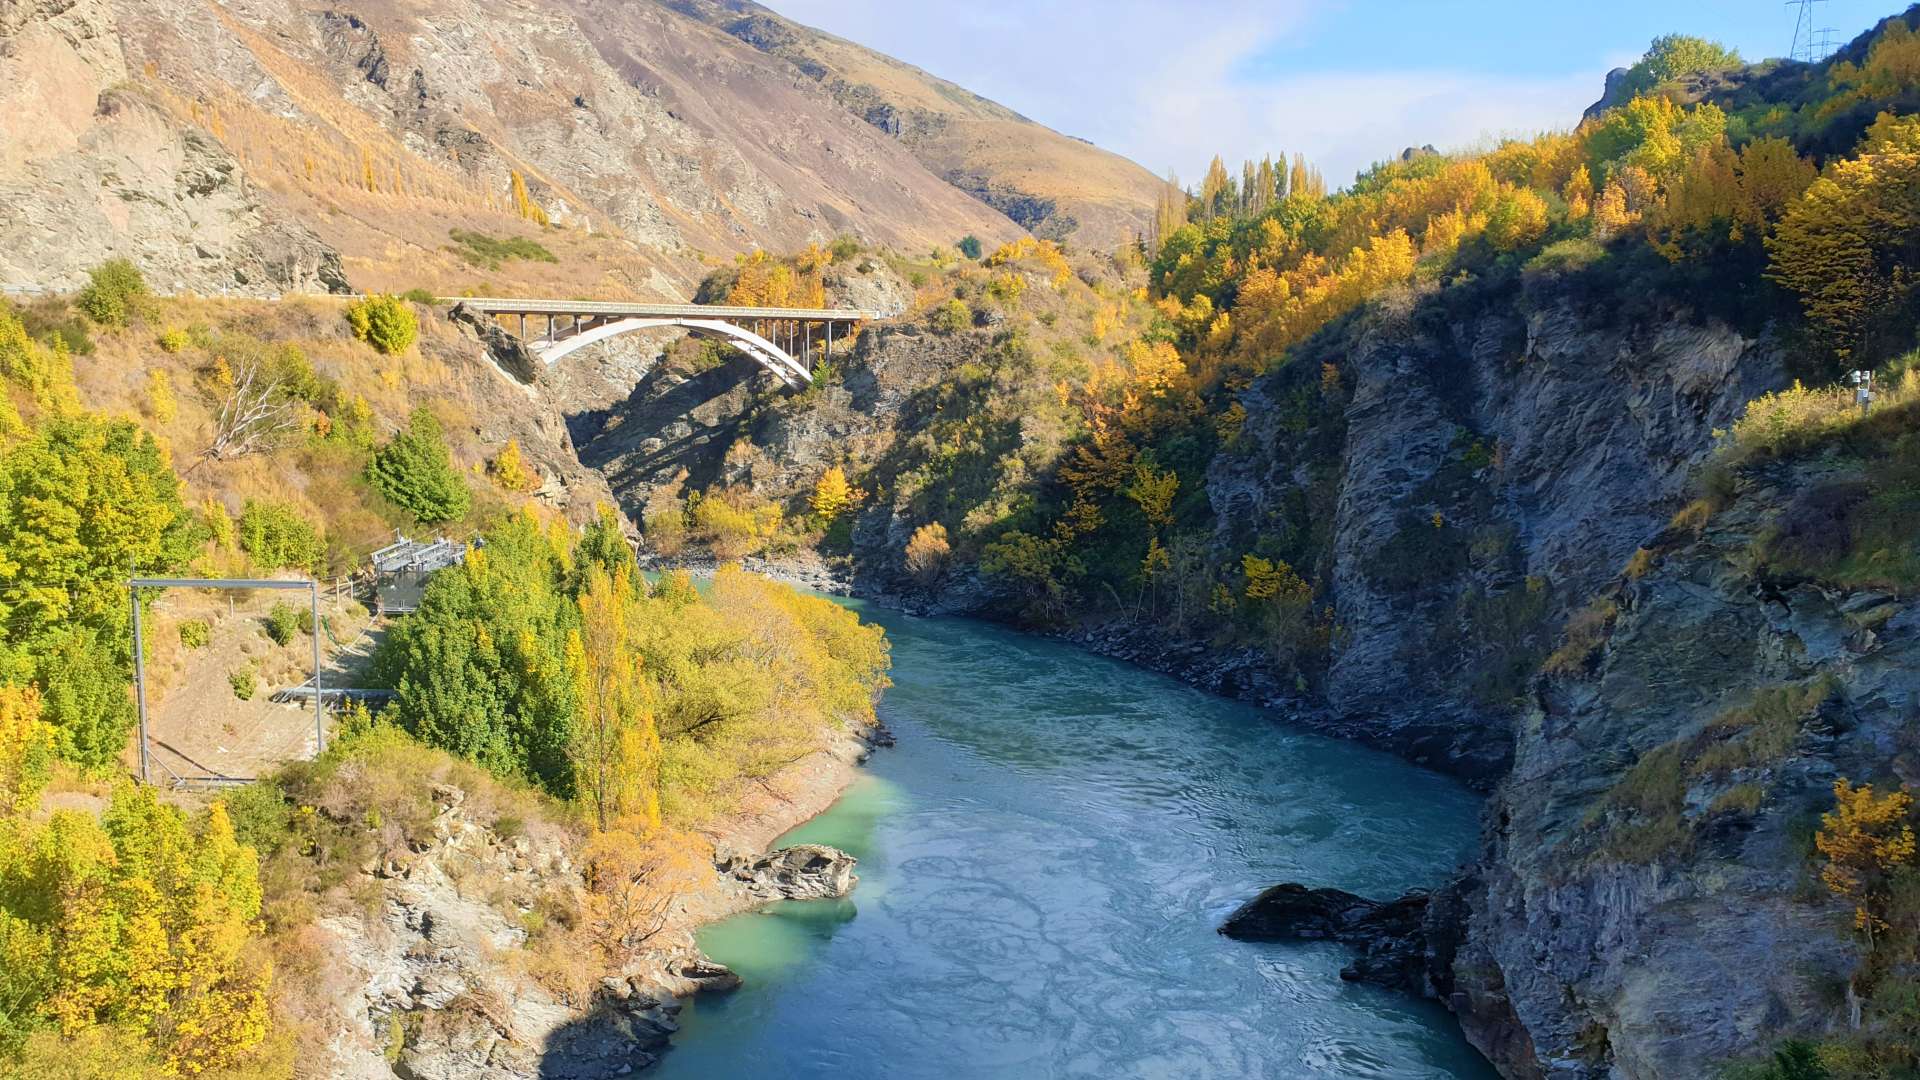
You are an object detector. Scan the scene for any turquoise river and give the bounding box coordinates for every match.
[650,602,1496,1079]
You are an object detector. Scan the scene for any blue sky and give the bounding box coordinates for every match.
[770,0,1894,188]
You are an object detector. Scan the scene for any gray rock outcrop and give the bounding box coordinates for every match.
[724,843,859,902]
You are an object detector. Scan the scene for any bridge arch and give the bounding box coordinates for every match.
[539,317,812,388]
[451,298,881,392]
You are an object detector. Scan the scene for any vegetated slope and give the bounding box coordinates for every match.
[602,10,1920,1078]
[0,0,1025,300]
[661,0,1165,248]
[0,262,899,1075]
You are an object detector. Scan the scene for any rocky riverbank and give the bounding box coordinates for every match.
[309,723,883,1079]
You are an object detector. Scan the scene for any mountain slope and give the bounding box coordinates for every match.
[663,0,1165,248]
[0,0,1027,299]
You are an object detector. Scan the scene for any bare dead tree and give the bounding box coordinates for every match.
[196,355,302,469]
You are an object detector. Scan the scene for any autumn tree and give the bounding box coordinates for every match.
[572,567,661,832]
[0,781,273,1069]
[489,439,540,493]
[1767,118,1920,363]
[344,293,418,355]
[1151,171,1187,255]
[810,465,860,523]
[903,522,951,584]
[1818,778,1918,960]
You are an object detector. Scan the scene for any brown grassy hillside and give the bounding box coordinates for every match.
[659,0,1165,249]
[0,0,1027,301]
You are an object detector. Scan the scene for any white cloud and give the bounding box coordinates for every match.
[767,1,1607,188]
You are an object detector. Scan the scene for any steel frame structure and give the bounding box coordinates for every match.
[129,577,323,787]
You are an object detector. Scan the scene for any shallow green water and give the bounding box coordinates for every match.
[651,605,1495,1079]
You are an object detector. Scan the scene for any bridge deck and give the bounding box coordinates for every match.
[452,297,881,321]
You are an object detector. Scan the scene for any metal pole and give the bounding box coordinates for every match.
[826,321,832,364]
[311,581,324,754]
[132,584,150,785]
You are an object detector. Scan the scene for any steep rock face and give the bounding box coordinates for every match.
[1208,284,1783,781]
[430,315,620,527]
[312,784,871,1078]
[1448,465,1917,1079]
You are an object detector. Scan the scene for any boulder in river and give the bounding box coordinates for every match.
[1219,883,1433,995]
[728,843,859,902]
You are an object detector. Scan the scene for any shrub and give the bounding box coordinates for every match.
[238,499,326,573]
[488,439,540,493]
[144,368,177,423]
[955,235,983,260]
[400,287,437,305]
[933,299,971,334]
[829,235,862,262]
[368,409,471,524]
[178,619,210,649]
[904,522,951,583]
[446,229,557,270]
[986,272,1028,305]
[230,664,257,700]
[643,509,687,556]
[264,602,302,646]
[76,258,149,327]
[1543,597,1619,676]
[156,327,189,353]
[345,293,418,355]
[1623,547,1656,580]
[1725,381,1862,460]
[689,490,782,560]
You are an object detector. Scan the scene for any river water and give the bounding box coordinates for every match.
[651,603,1496,1079]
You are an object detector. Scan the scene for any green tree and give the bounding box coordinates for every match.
[75,260,149,328]
[574,503,632,586]
[367,409,471,524]
[375,517,577,792]
[0,415,191,643]
[1619,34,1742,99]
[955,235,983,260]
[344,294,418,355]
[237,500,326,574]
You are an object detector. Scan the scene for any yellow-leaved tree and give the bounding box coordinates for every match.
[572,567,662,833]
[1816,778,1918,948]
[0,754,272,1071]
[810,466,860,523]
[1767,116,1920,362]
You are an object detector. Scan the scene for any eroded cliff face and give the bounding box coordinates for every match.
[0,0,348,296]
[1212,282,1920,1078]
[1450,463,1916,1079]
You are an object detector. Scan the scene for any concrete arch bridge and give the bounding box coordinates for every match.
[453,297,880,389]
